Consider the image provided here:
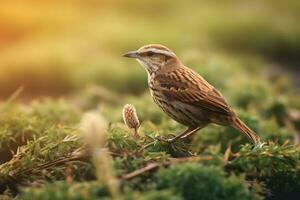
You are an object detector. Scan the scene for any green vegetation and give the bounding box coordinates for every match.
[0,0,300,199]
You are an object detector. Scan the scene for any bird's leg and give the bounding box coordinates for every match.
[156,127,197,143]
[180,126,203,140]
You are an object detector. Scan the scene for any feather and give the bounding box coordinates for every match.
[155,67,233,116]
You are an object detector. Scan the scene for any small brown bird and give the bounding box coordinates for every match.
[123,44,261,145]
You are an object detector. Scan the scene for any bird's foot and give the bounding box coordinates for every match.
[156,135,177,144]
[253,141,266,150]
[180,135,193,143]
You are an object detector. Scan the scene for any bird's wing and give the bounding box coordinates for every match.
[155,68,232,115]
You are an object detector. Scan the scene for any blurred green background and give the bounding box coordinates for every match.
[0,0,299,98]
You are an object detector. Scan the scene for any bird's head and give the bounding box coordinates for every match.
[123,44,180,73]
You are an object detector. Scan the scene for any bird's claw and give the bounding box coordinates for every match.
[155,136,175,144]
[253,141,266,150]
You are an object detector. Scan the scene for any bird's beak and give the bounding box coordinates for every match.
[123,51,139,58]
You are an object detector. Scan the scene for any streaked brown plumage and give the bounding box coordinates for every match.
[123,44,261,145]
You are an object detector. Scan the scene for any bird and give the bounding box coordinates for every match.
[123,44,261,145]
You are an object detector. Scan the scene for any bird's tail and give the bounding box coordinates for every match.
[231,117,261,145]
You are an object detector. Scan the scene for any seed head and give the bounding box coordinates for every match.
[80,111,108,148]
[122,104,140,137]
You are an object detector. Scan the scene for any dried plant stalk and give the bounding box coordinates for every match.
[80,112,120,199]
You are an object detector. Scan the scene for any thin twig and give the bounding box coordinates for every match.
[121,163,160,180]
[122,155,213,180]
[138,141,156,152]
[12,150,90,178]
[168,156,213,163]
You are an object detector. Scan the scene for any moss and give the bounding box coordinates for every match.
[20,181,183,200]
[20,182,109,200]
[227,143,300,192]
[156,163,262,200]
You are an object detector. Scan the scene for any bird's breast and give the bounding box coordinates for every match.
[149,87,207,127]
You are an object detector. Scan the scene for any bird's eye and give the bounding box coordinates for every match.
[147,51,154,57]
